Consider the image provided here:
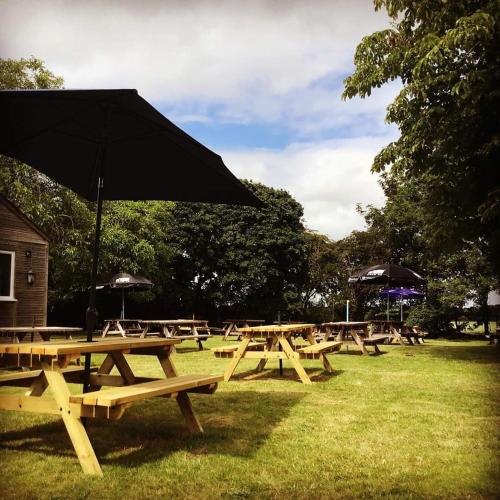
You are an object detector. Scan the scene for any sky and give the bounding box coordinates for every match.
[0,0,401,239]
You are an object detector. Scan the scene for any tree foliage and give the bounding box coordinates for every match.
[166,181,307,319]
[344,0,500,276]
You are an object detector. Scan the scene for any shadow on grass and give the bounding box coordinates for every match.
[0,390,305,469]
[230,367,344,382]
[422,344,500,364]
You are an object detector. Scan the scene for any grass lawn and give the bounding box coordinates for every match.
[1,337,499,499]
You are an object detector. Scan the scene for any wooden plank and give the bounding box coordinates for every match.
[0,394,59,414]
[277,337,312,384]
[0,338,181,356]
[223,336,251,381]
[42,361,102,476]
[70,374,223,407]
[297,341,342,353]
[0,365,96,385]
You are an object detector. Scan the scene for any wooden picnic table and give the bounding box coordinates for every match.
[321,321,389,355]
[0,337,222,475]
[140,319,211,350]
[101,319,144,338]
[0,326,83,343]
[213,323,342,384]
[222,319,265,340]
[369,320,405,345]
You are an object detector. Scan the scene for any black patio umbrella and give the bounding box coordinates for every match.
[348,263,426,320]
[348,263,425,287]
[96,272,153,320]
[0,89,262,392]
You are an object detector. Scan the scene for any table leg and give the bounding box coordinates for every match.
[306,331,334,373]
[117,321,126,338]
[278,337,312,384]
[41,361,102,476]
[25,371,48,397]
[256,337,277,372]
[101,322,110,338]
[110,352,135,384]
[391,326,405,345]
[140,324,149,338]
[223,336,251,381]
[157,349,203,433]
[89,354,115,391]
[352,331,370,355]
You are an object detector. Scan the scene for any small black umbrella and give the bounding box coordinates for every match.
[1,89,262,392]
[348,263,426,320]
[348,263,425,287]
[97,272,153,320]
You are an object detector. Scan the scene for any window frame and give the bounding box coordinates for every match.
[0,250,15,301]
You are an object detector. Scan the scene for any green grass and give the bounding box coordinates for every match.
[1,338,499,499]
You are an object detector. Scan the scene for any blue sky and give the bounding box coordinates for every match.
[0,0,400,238]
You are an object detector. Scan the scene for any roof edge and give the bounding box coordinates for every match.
[0,192,49,242]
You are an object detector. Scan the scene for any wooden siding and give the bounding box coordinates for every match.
[0,198,48,327]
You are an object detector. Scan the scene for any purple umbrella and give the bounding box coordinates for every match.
[379,288,425,321]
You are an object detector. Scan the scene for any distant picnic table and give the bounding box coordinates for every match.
[222,319,265,340]
[0,337,222,475]
[139,319,211,350]
[0,326,83,343]
[321,321,389,355]
[213,323,342,384]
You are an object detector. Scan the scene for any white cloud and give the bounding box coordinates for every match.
[223,134,397,240]
[0,0,394,133]
[0,0,400,239]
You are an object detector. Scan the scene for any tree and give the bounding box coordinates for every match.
[166,181,307,320]
[298,232,342,317]
[343,0,500,277]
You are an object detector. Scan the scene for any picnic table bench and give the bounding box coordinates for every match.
[0,338,222,475]
[213,324,342,384]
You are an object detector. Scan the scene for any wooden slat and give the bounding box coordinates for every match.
[70,374,223,407]
[0,365,96,385]
[238,324,315,334]
[0,337,180,356]
[297,341,342,353]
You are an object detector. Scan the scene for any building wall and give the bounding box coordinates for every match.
[0,201,49,327]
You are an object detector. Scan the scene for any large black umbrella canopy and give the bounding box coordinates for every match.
[0,88,262,392]
[0,89,262,205]
[348,263,425,287]
[97,272,153,320]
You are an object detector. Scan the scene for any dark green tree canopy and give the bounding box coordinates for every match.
[344,0,500,276]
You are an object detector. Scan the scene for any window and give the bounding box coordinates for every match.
[0,251,15,300]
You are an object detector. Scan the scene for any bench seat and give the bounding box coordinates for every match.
[0,366,97,387]
[363,336,390,345]
[212,342,265,358]
[70,374,223,408]
[297,341,342,359]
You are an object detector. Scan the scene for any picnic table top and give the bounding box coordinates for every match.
[369,320,403,324]
[140,319,208,325]
[0,337,180,356]
[238,323,315,334]
[223,319,265,323]
[322,321,370,326]
[0,326,83,334]
[104,319,143,323]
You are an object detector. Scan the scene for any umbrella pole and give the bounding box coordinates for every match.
[400,296,403,322]
[387,295,390,321]
[121,289,125,320]
[83,172,105,393]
